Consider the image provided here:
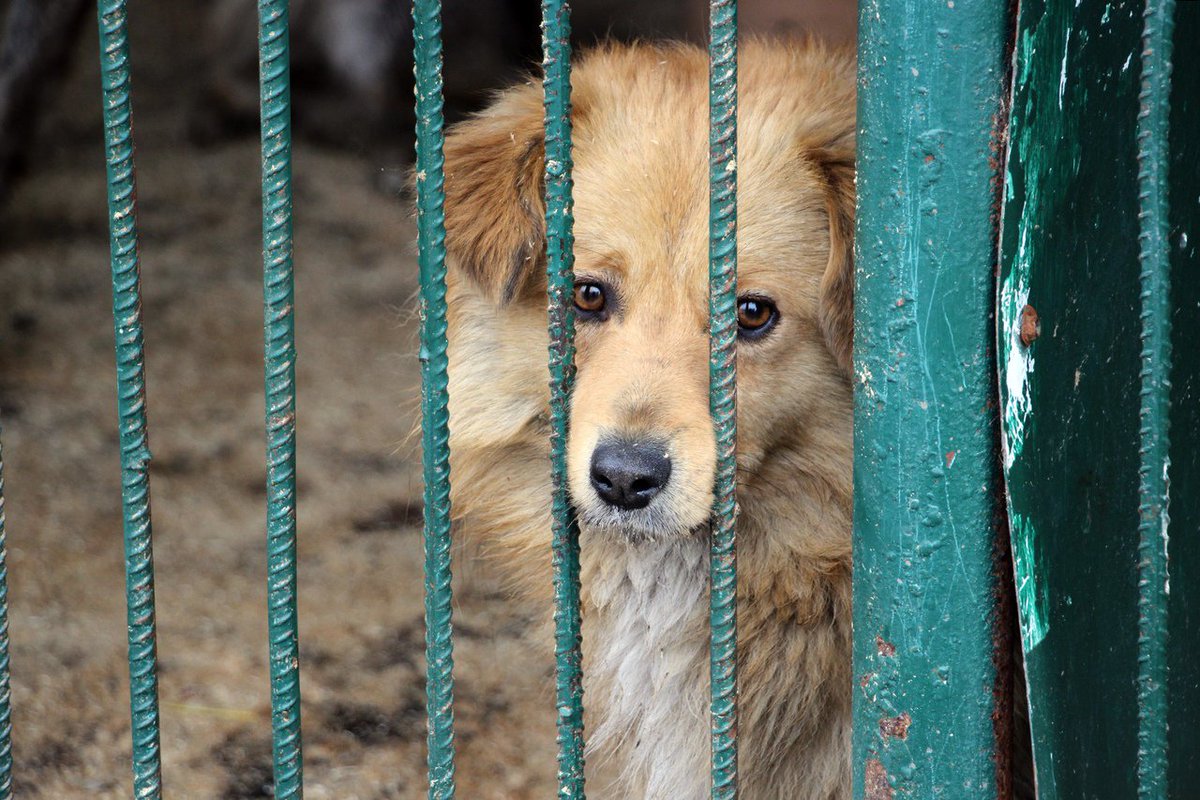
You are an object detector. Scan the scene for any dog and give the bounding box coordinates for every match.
[439,39,854,799]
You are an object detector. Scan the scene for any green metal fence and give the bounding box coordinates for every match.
[422,0,741,795]
[0,0,1194,797]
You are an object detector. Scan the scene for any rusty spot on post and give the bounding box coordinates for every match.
[879,712,912,741]
[875,636,896,657]
[1019,304,1040,347]
[864,759,894,800]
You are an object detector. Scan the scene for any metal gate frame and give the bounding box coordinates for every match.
[0,0,1190,798]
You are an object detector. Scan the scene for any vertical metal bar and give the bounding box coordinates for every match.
[853,0,1013,796]
[1135,1,1175,796]
[707,2,738,798]
[1164,9,1199,795]
[257,1,303,796]
[95,2,164,795]
[412,0,456,797]
[0,424,12,799]
[540,2,584,796]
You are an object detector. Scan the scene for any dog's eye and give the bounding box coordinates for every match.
[574,282,608,318]
[737,296,778,340]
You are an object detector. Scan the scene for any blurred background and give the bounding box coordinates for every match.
[0,1,853,797]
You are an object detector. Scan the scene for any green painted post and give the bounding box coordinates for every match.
[1134,2,1175,797]
[853,0,1013,797]
[707,1,738,798]
[0,425,12,798]
[998,3,1147,796]
[257,1,303,796]
[998,1,1197,795]
[95,2,164,795]
[412,0,456,796]
[540,2,585,796]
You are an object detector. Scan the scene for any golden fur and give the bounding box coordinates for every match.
[438,39,854,799]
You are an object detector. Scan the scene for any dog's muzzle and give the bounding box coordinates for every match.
[589,438,671,511]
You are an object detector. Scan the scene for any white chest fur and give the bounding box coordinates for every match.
[585,536,714,799]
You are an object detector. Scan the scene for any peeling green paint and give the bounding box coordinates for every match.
[999,269,1034,471]
[998,1,1199,797]
[1009,513,1048,653]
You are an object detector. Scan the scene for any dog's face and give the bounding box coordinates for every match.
[441,43,854,544]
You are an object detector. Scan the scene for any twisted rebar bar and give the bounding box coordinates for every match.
[708,1,739,797]
[412,0,456,796]
[0,424,13,798]
[257,1,303,795]
[541,1,585,796]
[1134,2,1176,797]
[96,2,163,795]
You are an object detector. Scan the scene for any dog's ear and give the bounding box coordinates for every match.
[807,133,855,377]
[443,88,547,304]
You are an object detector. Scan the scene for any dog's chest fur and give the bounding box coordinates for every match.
[584,536,715,799]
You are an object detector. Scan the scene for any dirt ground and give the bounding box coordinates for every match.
[0,2,855,798]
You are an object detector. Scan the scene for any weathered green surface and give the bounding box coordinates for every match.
[1166,7,1199,795]
[540,2,585,796]
[413,0,457,797]
[998,1,1198,797]
[257,1,303,796]
[412,0,456,797]
[1133,3,1175,797]
[0,425,12,798]
[853,1,1012,797]
[999,4,1136,796]
[707,1,738,797]
[95,2,164,795]
[999,3,1142,796]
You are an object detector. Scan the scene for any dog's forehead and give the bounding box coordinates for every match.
[569,129,830,294]
[560,43,845,298]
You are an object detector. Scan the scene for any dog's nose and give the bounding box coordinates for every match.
[589,440,671,510]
